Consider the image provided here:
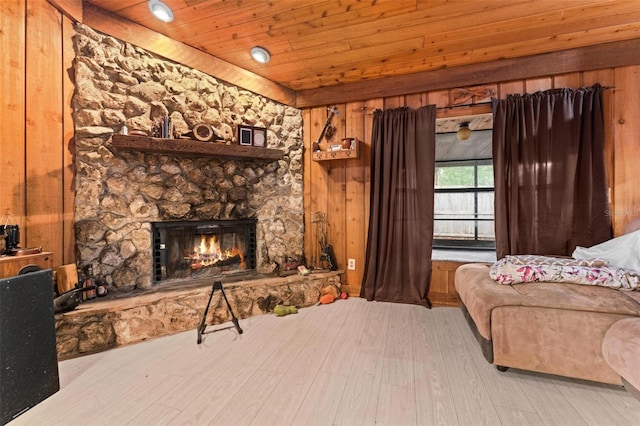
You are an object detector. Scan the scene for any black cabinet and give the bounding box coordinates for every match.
[0,269,59,425]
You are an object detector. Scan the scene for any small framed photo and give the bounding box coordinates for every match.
[252,127,266,147]
[330,144,342,151]
[238,126,253,146]
[237,125,267,147]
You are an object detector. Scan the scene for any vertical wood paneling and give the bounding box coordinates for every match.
[326,104,347,271]
[303,109,314,266]
[430,261,466,306]
[344,102,366,294]
[308,107,331,268]
[427,90,450,108]
[25,0,64,256]
[553,72,582,89]
[613,66,640,233]
[583,68,616,232]
[361,98,382,295]
[302,70,640,304]
[62,15,76,265]
[498,81,524,97]
[0,0,26,225]
[525,77,553,93]
[405,93,427,109]
[383,96,405,109]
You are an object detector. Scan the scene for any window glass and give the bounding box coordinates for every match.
[435,165,474,189]
[433,159,495,249]
[477,164,494,187]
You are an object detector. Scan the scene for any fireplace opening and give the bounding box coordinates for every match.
[152,219,257,285]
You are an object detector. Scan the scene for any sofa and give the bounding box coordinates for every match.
[455,262,640,392]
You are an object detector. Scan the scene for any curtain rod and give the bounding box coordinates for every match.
[358,85,615,115]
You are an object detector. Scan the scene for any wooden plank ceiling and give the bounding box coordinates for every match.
[84,0,640,93]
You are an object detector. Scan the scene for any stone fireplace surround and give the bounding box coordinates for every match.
[73,23,304,291]
[55,24,339,359]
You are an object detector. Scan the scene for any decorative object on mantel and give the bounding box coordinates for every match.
[152,115,182,139]
[178,123,223,142]
[237,125,267,147]
[129,129,147,137]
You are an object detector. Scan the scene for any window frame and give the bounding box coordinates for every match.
[433,158,495,250]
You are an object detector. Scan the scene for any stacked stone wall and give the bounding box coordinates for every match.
[72,24,303,290]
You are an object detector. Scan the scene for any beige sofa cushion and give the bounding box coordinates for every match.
[603,318,640,397]
[455,263,640,340]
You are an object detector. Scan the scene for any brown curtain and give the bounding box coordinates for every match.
[360,106,436,307]
[492,84,612,259]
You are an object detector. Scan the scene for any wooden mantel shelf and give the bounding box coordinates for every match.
[111,134,284,161]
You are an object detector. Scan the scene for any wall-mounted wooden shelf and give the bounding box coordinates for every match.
[312,139,359,162]
[112,134,284,161]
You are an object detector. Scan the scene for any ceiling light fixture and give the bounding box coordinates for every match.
[457,122,471,141]
[148,0,174,22]
[251,46,271,64]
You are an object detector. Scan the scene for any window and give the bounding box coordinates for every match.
[434,159,495,249]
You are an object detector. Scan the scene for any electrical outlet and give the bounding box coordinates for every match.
[347,258,356,270]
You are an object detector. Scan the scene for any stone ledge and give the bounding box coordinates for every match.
[55,271,342,360]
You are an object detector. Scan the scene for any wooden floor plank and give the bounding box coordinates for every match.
[251,301,352,425]
[410,304,459,426]
[209,369,285,426]
[431,307,503,425]
[8,298,640,426]
[552,377,636,425]
[509,371,589,426]
[167,307,330,424]
[494,406,544,426]
[381,302,414,387]
[319,296,372,376]
[125,403,181,426]
[291,371,348,426]
[376,383,417,426]
[332,301,391,426]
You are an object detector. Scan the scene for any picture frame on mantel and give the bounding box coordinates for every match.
[237,125,267,147]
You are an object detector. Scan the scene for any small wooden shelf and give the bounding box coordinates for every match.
[312,139,360,162]
[112,134,284,161]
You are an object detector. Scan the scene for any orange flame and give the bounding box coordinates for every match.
[189,234,245,270]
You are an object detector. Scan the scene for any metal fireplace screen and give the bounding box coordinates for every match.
[152,219,256,284]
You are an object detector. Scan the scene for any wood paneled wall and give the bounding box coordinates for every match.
[3,0,640,300]
[0,0,75,266]
[303,67,640,300]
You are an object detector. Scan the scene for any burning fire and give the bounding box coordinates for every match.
[187,234,244,270]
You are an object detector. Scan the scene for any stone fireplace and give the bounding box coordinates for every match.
[152,218,257,285]
[54,23,344,360]
[72,23,304,291]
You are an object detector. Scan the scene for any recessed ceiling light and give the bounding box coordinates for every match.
[148,0,174,23]
[251,46,271,64]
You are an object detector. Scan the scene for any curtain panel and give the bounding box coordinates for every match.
[360,106,436,307]
[492,84,612,259]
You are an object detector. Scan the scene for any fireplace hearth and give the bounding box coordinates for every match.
[152,219,257,285]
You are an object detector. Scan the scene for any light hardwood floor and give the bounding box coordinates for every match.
[10,298,640,426]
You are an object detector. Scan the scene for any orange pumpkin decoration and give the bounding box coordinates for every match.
[319,294,335,304]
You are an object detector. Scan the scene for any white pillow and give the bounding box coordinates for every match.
[572,230,640,274]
